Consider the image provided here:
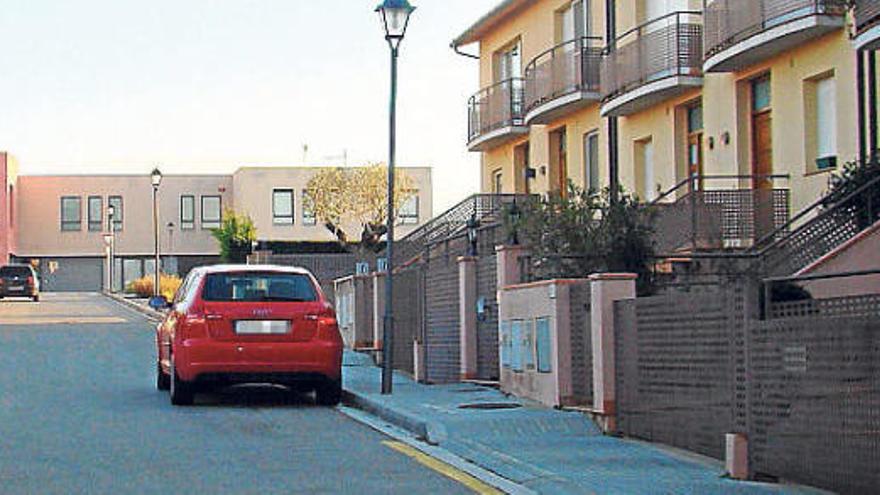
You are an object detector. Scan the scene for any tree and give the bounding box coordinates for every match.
[515,182,656,295]
[211,209,257,263]
[305,164,416,251]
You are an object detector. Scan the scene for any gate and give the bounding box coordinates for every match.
[423,237,466,383]
[389,266,424,375]
[475,225,502,381]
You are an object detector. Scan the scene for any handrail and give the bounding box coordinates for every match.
[754,171,880,256]
[525,36,604,70]
[856,0,880,32]
[648,174,791,206]
[467,77,524,104]
[467,77,525,141]
[607,10,703,50]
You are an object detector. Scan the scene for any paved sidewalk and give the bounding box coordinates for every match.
[342,352,819,495]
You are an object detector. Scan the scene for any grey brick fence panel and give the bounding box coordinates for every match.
[569,282,592,405]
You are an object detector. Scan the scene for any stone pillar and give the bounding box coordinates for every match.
[458,256,478,380]
[726,433,749,480]
[590,273,637,422]
[372,272,386,349]
[414,340,427,383]
[495,245,528,289]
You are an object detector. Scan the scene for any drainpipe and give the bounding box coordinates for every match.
[870,51,878,165]
[451,42,480,60]
[606,0,619,202]
[858,49,867,166]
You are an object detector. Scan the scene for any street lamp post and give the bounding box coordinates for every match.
[107,205,116,292]
[376,0,415,395]
[151,168,163,298]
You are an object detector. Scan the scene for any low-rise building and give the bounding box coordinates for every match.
[0,156,431,291]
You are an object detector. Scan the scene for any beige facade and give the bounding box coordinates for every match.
[456,0,872,217]
[8,165,432,259]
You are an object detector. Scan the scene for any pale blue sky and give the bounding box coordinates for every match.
[0,0,497,211]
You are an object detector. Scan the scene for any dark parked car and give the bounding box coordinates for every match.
[0,264,40,302]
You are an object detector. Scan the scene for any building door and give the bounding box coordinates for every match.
[687,104,704,190]
[515,142,531,194]
[751,76,773,238]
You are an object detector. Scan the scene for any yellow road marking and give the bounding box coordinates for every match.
[382,440,503,495]
[0,317,128,325]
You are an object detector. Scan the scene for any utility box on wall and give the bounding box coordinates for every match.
[498,279,589,407]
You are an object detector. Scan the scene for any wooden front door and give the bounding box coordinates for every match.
[751,76,773,239]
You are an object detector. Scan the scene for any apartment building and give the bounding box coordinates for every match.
[0,156,431,291]
[454,0,878,220]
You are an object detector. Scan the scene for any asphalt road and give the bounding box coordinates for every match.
[0,293,472,495]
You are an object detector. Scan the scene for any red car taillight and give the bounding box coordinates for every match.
[316,316,342,344]
[27,276,35,286]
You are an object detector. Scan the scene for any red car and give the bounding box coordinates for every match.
[155,265,343,406]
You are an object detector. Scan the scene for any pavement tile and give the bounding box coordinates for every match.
[342,351,821,495]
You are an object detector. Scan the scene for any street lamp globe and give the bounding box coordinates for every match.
[151,167,163,188]
[376,0,415,45]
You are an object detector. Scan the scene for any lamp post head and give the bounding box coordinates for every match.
[376,0,415,47]
[150,167,163,188]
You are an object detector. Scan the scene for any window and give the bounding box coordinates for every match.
[272,189,294,225]
[88,196,103,232]
[752,77,771,112]
[583,131,600,192]
[557,0,587,43]
[201,195,222,229]
[202,272,318,302]
[108,196,123,232]
[815,76,837,171]
[180,195,195,230]
[493,41,521,82]
[302,191,317,226]
[492,169,503,194]
[536,317,552,373]
[399,192,419,225]
[60,196,81,231]
[636,138,656,201]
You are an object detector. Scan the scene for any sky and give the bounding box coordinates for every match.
[0,0,498,212]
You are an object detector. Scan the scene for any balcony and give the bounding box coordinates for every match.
[704,0,848,73]
[854,0,880,50]
[467,78,528,152]
[523,37,603,125]
[600,12,703,117]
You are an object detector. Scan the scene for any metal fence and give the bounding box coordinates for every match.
[704,0,848,59]
[614,281,880,493]
[750,295,880,493]
[467,78,525,144]
[523,37,602,114]
[569,283,593,405]
[614,285,750,459]
[601,11,703,103]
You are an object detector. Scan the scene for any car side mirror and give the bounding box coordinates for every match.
[148,295,170,311]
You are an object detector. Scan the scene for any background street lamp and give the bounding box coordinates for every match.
[107,204,116,292]
[151,168,162,298]
[376,0,415,395]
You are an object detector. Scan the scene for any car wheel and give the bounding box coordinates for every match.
[156,361,170,391]
[169,353,194,406]
[315,380,342,407]
[32,295,39,302]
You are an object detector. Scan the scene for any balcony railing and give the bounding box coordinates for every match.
[523,37,603,123]
[467,78,526,150]
[855,0,880,49]
[601,11,703,117]
[704,0,847,71]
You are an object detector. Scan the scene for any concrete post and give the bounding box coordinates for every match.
[495,245,528,289]
[726,433,749,480]
[458,256,478,380]
[590,273,637,424]
[372,272,386,350]
[414,340,426,383]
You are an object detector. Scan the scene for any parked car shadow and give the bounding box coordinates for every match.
[192,384,321,408]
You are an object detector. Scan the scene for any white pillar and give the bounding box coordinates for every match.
[590,273,637,418]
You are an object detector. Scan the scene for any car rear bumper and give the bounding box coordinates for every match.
[175,338,343,383]
[0,287,37,297]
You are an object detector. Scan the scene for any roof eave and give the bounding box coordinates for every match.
[451,0,530,48]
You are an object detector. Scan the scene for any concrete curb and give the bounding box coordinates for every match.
[102,291,165,322]
[341,389,433,443]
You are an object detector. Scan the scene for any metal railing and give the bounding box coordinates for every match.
[467,78,525,143]
[523,37,603,114]
[755,170,880,277]
[601,11,703,103]
[855,0,880,34]
[649,175,791,254]
[704,0,848,59]
[391,193,530,268]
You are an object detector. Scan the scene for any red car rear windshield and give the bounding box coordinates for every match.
[201,272,318,302]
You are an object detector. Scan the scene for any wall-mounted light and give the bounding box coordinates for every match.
[722,131,731,146]
[708,136,715,150]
